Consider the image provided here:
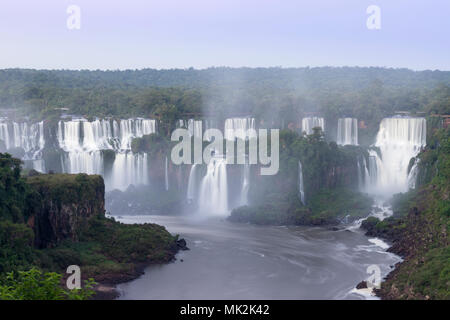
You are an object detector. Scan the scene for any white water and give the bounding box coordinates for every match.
[0,120,46,170]
[298,160,305,205]
[198,156,229,215]
[407,158,421,190]
[186,164,200,203]
[337,118,358,145]
[224,117,256,141]
[301,117,325,135]
[107,152,149,191]
[57,118,157,190]
[165,156,169,191]
[369,117,426,195]
[239,163,250,206]
[179,119,203,139]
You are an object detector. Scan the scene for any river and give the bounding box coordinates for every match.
[113,214,400,300]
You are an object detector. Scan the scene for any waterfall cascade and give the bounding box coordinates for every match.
[365,117,426,195]
[337,118,358,145]
[179,119,203,139]
[301,117,325,135]
[0,117,158,191]
[165,156,169,191]
[0,119,45,171]
[186,164,200,203]
[407,158,420,190]
[239,163,250,206]
[107,152,149,191]
[57,118,157,191]
[178,119,218,141]
[198,156,229,215]
[224,118,256,141]
[298,161,305,205]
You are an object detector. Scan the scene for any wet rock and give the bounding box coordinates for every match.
[177,238,190,250]
[356,281,368,289]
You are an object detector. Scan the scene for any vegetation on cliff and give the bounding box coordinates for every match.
[0,153,179,300]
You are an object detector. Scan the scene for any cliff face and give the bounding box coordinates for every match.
[26,174,105,248]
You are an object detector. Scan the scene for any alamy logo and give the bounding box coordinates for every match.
[366,5,381,30]
[66,265,81,290]
[171,128,279,175]
[67,5,81,30]
[366,264,381,289]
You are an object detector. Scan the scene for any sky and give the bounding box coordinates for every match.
[0,0,449,71]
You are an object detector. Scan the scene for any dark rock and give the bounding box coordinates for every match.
[356,281,368,289]
[176,238,189,250]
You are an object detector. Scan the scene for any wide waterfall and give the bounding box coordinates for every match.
[224,118,256,141]
[0,119,46,171]
[369,117,426,195]
[337,118,358,145]
[57,118,157,191]
[107,152,149,191]
[198,157,229,215]
[0,117,157,191]
[298,161,305,205]
[179,119,203,139]
[301,117,325,135]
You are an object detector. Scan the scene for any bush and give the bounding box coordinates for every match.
[0,268,96,300]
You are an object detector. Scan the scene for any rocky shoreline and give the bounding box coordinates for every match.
[93,238,189,300]
[360,200,448,299]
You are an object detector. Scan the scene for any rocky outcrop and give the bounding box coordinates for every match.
[26,173,105,248]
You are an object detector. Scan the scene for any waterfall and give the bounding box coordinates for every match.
[337,118,358,145]
[301,117,325,135]
[61,151,104,175]
[198,157,228,215]
[179,119,203,139]
[204,119,218,142]
[57,118,157,190]
[108,152,149,191]
[369,117,426,195]
[0,122,10,150]
[186,164,200,203]
[239,163,250,206]
[0,120,46,163]
[407,158,420,189]
[224,118,256,141]
[298,161,305,205]
[165,156,169,191]
[357,155,372,192]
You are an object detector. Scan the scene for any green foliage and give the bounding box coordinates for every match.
[0,153,178,298]
[0,268,96,300]
[1,68,449,143]
[78,214,176,264]
[26,173,104,205]
[0,221,36,273]
[131,133,170,158]
[230,188,372,226]
[0,153,39,223]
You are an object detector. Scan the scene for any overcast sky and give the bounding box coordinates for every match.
[0,0,448,70]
